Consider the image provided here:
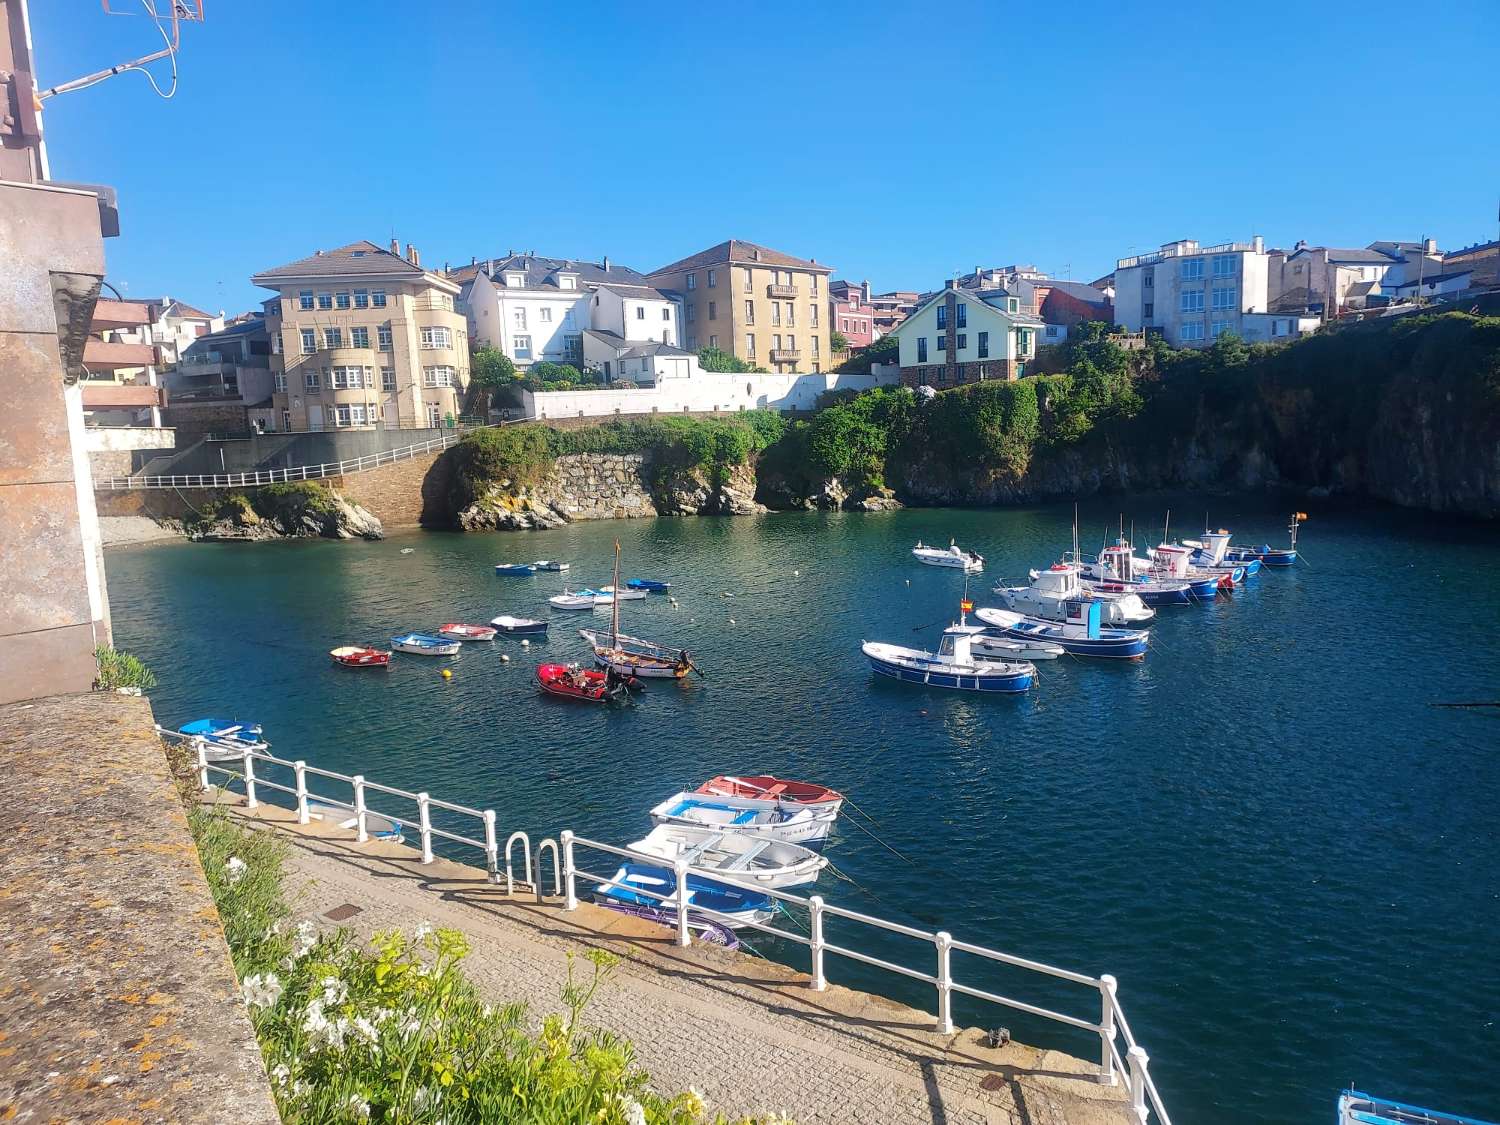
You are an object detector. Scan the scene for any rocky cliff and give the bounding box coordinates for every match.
[185,484,384,541]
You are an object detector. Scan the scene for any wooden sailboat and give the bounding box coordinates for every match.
[581,542,702,679]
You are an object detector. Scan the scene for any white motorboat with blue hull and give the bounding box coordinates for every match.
[490,614,549,635]
[178,718,267,761]
[1338,1089,1496,1125]
[628,824,826,889]
[1081,542,1197,605]
[998,562,1153,625]
[1182,530,1261,578]
[391,632,461,655]
[494,563,537,577]
[976,602,1150,660]
[862,603,1036,694]
[593,861,775,929]
[1225,512,1305,568]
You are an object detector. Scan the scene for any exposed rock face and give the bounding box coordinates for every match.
[188,487,384,542]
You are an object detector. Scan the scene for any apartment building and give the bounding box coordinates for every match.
[829,280,876,347]
[646,240,834,373]
[889,282,1042,387]
[1113,237,1273,347]
[252,240,468,431]
[869,290,920,334]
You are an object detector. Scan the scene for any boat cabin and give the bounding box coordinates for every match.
[1099,543,1141,582]
[1034,563,1082,598]
[937,623,986,665]
[1063,599,1103,638]
[1186,531,1231,565]
[1152,544,1195,579]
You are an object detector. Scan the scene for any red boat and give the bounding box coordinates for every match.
[330,645,391,668]
[696,775,844,809]
[437,623,497,641]
[535,662,633,704]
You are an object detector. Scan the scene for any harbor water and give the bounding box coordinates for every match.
[105,496,1500,1124]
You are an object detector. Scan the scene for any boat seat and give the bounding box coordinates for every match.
[720,839,772,871]
[729,809,760,825]
[679,833,724,865]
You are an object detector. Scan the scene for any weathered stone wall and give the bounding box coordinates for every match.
[547,453,657,520]
[87,446,135,480]
[331,448,451,528]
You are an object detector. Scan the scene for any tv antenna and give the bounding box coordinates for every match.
[38,1,204,102]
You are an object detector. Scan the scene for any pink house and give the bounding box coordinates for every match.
[829,279,876,347]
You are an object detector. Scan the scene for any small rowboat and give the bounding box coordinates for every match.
[549,589,613,611]
[626,578,671,593]
[306,801,404,843]
[532,560,570,571]
[912,539,983,572]
[599,584,648,601]
[495,563,537,577]
[330,645,391,668]
[598,900,738,949]
[627,824,827,889]
[391,632,461,656]
[437,623,497,641]
[535,662,634,703]
[178,717,267,761]
[650,791,835,848]
[696,775,844,811]
[1336,1089,1493,1125]
[593,862,773,930]
[490,614,548,635]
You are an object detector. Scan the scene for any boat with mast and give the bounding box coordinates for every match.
[862,591,1037,694]
[581,542,701,679]
[1225,512,1305,568]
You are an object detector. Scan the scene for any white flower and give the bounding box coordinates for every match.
[265,919,284,939]
[413,920,433,941]
[372,1006,392,1025]
[224,856,247,885]
[269,1063,290,1086]
[351,1016,379,1046]
[344,1093,370,1119]
[320,975,348,1005]
[615,1095,646,1125]
[290,1078,310,1097]
[291,920,316,959]
[414,963,431,979]
[682,1086,707,1118]
[479,1003,493,1018]
[240,972,282,1010]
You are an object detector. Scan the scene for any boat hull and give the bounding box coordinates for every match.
[437,624,497,641]
[330,646,391,668]
[696,775,844,811]
[535,663,624,703]
[490,616,548,635]
[592,863,774,929]
[592,654,688,679]
[495,564,536,576]
[650,793,834,848]
[862,644,1035,693]
[626,579,671,593]
[391,635,461,656]
[1084,579,1193,607]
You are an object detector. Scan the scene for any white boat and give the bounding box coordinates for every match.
[533,560,570,571]
[969,633,1065,660]
[627,824,826,889]
[580,629,695,679]
[863,606,1036,693]
[306,801,405,843]
[549,588,613,611]
[490,614,549,635]
[390,632,461,655]
[996,562,1154,626]
[912,539,983,572]
[598,584,648,601]
[650,790,836,848]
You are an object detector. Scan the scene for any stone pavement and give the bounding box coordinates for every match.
[214,795,1139,1125]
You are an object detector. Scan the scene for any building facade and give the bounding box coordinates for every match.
[829,280,876,347]
[889,283,1042,387]
[646,240,833,373]
[1113,237,1273,347]
[1443,239,1498,287]
[868,290,920,334]
[252,240,468,431]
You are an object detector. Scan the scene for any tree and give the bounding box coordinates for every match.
[698,345,754,373]
[830,330,850,353]
[468,346,517,412]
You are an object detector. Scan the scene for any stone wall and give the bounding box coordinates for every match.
[331,448,451,528]
[547,453,657,520]
[87,447,135,480]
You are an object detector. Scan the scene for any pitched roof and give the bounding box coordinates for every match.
[1391,270,1473,289]
[647,239,832,277]
[1036,279,1113,308]
[252,240,428,283]
[890,286,1044,336]
[449,254,654,293]
[583,329,694,360]
[1288,246,1398,265]
[161,298,217,320]
[597,282,676,302]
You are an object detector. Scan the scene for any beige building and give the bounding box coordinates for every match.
[646,240,833,373]
[252,240,468,431]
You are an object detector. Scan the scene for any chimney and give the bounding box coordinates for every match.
[390,238,400,255]
[946,279,959,290]
[406,243,420,266]
[1252,235,1264,253]
[1424,237,1437,255]
[861,279,871,303]
[470,255,477,265]
[486,258,493,276]
[603,255,610,272]
[443,260,450,275]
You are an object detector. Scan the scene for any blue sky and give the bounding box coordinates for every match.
[31,0,1500,314]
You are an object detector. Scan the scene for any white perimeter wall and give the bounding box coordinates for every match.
[523,369,899,419]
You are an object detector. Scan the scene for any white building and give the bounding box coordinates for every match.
[1113,238,1273,347]
[105,296,224,366]
[522,368,898,421]
[888,283,1043,387]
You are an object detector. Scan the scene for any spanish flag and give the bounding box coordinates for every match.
[960,599,974,613]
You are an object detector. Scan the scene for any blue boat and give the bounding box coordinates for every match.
[1081,542,1195,605]
[625,578,672,593]
[862,603,1036,694]
[592,861,774,929]
[495,563,537,577]
[178,717,266,750]
[390,632,461,655]
[1338,1089,1496,1125]
[976,600,1149,660]
[1226,512,1305,568]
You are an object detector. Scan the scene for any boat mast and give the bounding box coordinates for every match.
[1163,508,1171,546]
[610,540,622,647]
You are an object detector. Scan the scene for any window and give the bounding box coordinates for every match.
[635,305,645,320]
[513,307,527,330]
[956,333,967,350]
[281,409,290,431]
[298,290,314,310]
[423,365,455,387]
[381,366,395,390]
[771,304,780,326]
[745,332,756,355]
[1211,320,1231,338]
[354,288,369,309]
[936,304,948,329]
[1181,258,1205,280]
[786,302,795,327]
[1212,254,1236,277]
[842,318,849,331]
[505,273,526,288]
[371,289,387,308]
[1144,302,1154,318]
[743,270,753,293]
[772,334,782,351]
[707,269,717,288]
[810,304,819,327]
[317,291,333,310]
[662,307,671,321]
[978,331,989,358]
[744,300,755,324]
[787,334,795,352]
[350,326,370,349]
[301,328,316,354]
[274,373,287,392]
[812,336,819,357]
[304,370,321,389]
[1143,269,1154,289]
[324,327,343,349]
[809,275,818,295]
[937,335,947,352]
[957,303,967,328]
[513,335,532,359]
[709,334,717,349]
[1181,290,1205,312]
[686,305,696,323]
[377,325,392,350]
[708,301,716,321]
[559,275,577,290]
[917,337,928,362]
[335,291,351,309]
[1211,286,1237,310]
[563,309,575,327]
[686,273,697,290]
[1180,322,1205,341]
[271,332,282,354]
[539,307,553,323]
[428,404,441,427]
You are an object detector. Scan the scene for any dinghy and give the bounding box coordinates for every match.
[306,801,404,843]
[976,603,1149,660]
[178,718,267,760]
[626,578,672,593]
[969,633,1065,661]
[532,560,570,571]
[862,597,1035,694]
[548,589,613,611]
[329,645,391,668]
[627,824,826,889]
[1225,512,1305,568]
[581,542,701,679]
[592,862,774,930]
[535,662,634,703]
[696,775,843,812]
[997,563,1154,626]
[390,632,461,656]
[437,623,497,641]
[912,539,983,572]
[494,563,537,577]
[1336,1089,1494,1125]
[598,584,648,601]
[490,614,549,635]
[650,791,835,848]
[598,900,738,948]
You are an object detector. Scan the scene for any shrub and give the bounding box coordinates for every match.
[254,482,340,517]
[449,425,556,510]
[94,646,157,691]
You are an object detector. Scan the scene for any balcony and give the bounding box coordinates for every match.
[766,283,797,299]
[82,339,158,370]
[769,349,801,363]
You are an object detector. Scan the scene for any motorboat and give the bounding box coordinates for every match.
[1152,542,1244,589]
[1080,542,1197,605]
[1180,530,1261,578]
[626,578,672,593]
[1225,512,1305,568]
[598,584,648,601]
[975,603,1149,660]
[437,623,497,641]
[306,801,404,843]
[549,589,613,611]
[597,900,738,948]
[535,662,634,703]
[580,630,695,679]
[912,540,983,572]
[862,598,1035,694]
[490,614,549,635]
[649,791,835,848]
[177,717,267,760]
[1337,1089,1495,1125]
[627,824,826,889]
[329,645,391,668]
[495,563,537,577]
[996,562,1154,626]
[696,775,844,813]
[390,632,461,656]
[592,861,774,930]
[532,560,570,571]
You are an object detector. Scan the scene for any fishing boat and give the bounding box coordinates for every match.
[912,539,984,572]
[1180,528,1262,578]
[437,623,497,642]
[548,588,613,611]
[1152,541,1244,589]
[532,559,570,571]
[996,562,1154,626]
[1338,1089,1496,1125]
[650,791,836,848]
[390,632,461,656]
[1225,512,1305,568]
[581,542,701,679]
[177,717,267,760]
[490,614,549,635]
[696,775,844,813]
[1080,541,1199,605]
[626,578,672,593]
[494,563,537,577]
[975,603,1150,660]
[592,861,774,930]
[597,900,738,948]
[306,801,404,843]
[329,645,391,668]
[535,662,634,703]
[862,597,1035,694]
[627,824,826,889]
[598,584,649,601]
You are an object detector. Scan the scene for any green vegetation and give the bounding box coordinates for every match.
[833,334,896,375]
[190,806,782,1123]
[829,331,849,354]
[697,346,753,373]
[524,362,595,392]
[93,646,157,692]
[255,481,341,517]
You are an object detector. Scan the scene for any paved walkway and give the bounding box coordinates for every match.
[214,796,1138,1125]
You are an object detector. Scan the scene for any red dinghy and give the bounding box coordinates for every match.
[437,623,497,641]
[331,645,391,668]
[536,662,632,704]
[696,775,844,808]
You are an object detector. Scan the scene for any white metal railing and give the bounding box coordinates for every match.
[558,832,1169,1124]
[102,431,469,490]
